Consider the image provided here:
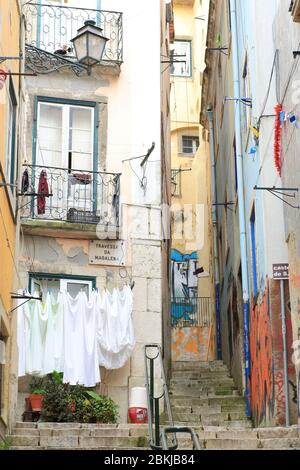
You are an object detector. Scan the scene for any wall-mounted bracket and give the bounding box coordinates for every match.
[254,186,299,209]
[224,97,253,107]
[213,202,235,211]
[207,47,229,56]
[10,292,42,313]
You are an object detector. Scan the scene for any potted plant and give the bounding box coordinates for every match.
[29,377,46,412]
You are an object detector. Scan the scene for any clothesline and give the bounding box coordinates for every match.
[17,288,135,387]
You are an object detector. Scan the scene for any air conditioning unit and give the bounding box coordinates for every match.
[291,0,300,22]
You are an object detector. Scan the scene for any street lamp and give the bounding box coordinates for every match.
[71,20,109,74]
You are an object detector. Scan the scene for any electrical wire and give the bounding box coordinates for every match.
[281,43,300,104]
[258,50,278,123]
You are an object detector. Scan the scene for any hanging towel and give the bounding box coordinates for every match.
[37,170,49,215]
[21,168,29,193]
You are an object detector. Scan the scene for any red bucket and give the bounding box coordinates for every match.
[128,407,148,424]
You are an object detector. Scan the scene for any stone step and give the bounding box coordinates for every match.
[174,420,253,429]
[171,371,231,379]
[202,438,300,450]
[170,378,235,386]
[10,446,149,451]
[174,405,246,416]
[172,366,228,373]
[171,396,245,407]
[173,411,248,424]
[170,388,239,398]
[172,360,226,368]
[10,434,149,449]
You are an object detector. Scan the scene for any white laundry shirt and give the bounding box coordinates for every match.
[28,294,47,376]
[98,286,135,370]
[82,291,100,386]
[43,292,64,374]
[17,292,31,377]
[63,291,100,387]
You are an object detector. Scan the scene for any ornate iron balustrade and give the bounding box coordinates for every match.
[23,2,123,69]
[171,297,212,328]
[19,164,120,229]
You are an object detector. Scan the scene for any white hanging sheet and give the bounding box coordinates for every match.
[17,286,135,384]
[97,285,135,370]
[43,292,64,375]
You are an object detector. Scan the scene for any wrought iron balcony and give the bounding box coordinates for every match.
[19,164,120,229]
[23,2,123,74]
[171,297,212,328]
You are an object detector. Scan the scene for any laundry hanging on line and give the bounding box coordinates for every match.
[37,170,49,215]
[17,287,135,387]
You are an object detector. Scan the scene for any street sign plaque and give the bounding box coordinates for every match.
[273,263,289,280]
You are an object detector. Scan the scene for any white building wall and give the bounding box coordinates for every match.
[18,0,169,423]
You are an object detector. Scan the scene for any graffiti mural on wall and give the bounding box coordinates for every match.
[171,249,199,326]
[172,326,214,362]
[249,281,275,426]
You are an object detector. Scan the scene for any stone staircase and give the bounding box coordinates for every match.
[8,360,300,450]
[169,360,300,450]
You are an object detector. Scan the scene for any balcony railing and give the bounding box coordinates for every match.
[23,2,123,65]
[171,297,212,328]
[19,164,120,229]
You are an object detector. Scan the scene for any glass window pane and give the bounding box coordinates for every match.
[69,107,93,170]
[171,41,191,77]
[38,104,63,167]
[182,136,199,154]
[67,282,89,298]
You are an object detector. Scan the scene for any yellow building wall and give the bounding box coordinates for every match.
[0,0,21,432]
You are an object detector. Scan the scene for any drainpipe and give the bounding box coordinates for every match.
[207,107,222,360]
[230,0,251,417]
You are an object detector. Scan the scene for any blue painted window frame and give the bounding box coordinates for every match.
[33,96,99,213]
[250,206,258,298]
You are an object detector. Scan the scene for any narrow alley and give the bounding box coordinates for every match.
[0,0,300,457]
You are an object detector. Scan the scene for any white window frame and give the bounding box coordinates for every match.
[60,279,93,298]
[36,101,94,171]
[181,135,199,156]
[170,40,192,78]
[30,276,93,298]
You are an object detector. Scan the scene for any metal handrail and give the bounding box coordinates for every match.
[161,427,201,451]
[144,344,202,451]
[144,344,177,450]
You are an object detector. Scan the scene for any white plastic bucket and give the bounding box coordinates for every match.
[129,387,148,409]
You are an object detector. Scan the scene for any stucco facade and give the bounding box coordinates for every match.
[0,0,23,437]
[14,0,172,424]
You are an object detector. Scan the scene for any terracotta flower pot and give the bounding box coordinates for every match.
[29,394,44,412]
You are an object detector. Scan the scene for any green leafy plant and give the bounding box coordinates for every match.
[29,376,46,395]
[0,437,12,451]
[51,370,63,385]
[40,373,119,424]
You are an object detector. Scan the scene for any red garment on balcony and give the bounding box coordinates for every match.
[37,170,49,215]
